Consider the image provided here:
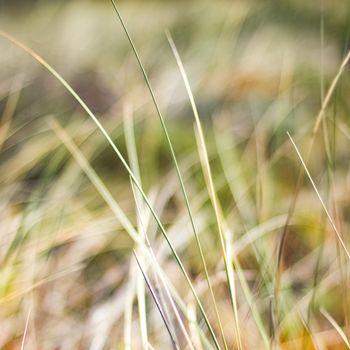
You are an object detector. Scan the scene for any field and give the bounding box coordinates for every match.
[1,0,350,349]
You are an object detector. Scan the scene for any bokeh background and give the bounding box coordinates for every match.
[1,0,350,349]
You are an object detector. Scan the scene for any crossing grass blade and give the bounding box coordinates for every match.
[166,31,243,350]
[108,2,222,347]
[133,250,180,350]
[0,29,219,349]
[130,179,195,350]
[49,118,141,244]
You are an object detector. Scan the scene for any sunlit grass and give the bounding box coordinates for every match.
[0,1,350,349]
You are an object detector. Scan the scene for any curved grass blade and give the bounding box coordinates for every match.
[108,3,222,348]
[49,118,141,244]
[275,47,350,332]
[313,49,350,133]
[0,29,218,349]
[321,308,350,348]
[166,31,243,350]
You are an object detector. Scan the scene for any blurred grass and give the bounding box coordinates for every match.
[0,0,350,349]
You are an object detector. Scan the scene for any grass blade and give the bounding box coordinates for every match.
[287,132,350,260]
[124,264,136,350]
[0,30,219,349]
[123,106,148,348]
[321,308,350,348]
[130,179,195,350]
[0,77,22,151]
[313,49,350,133]
[133,250,179,350]
[49,118,141,244]
[167,31,242,350]
[108,3,222,347]
[20,306,32,350]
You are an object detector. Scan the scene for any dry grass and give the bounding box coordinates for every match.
[0,1,350,349]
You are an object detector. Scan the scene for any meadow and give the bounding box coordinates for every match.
[0,0,350,349]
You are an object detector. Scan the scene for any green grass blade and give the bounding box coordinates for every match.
[167,31,241,350]
[0,29,219,350]
[130,179,195,350]
[108,3,222,348]
[49,118,141,244]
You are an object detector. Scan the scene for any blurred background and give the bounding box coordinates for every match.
[0,0,350,349]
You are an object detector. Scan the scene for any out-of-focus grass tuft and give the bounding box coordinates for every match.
[0,0,350,349]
